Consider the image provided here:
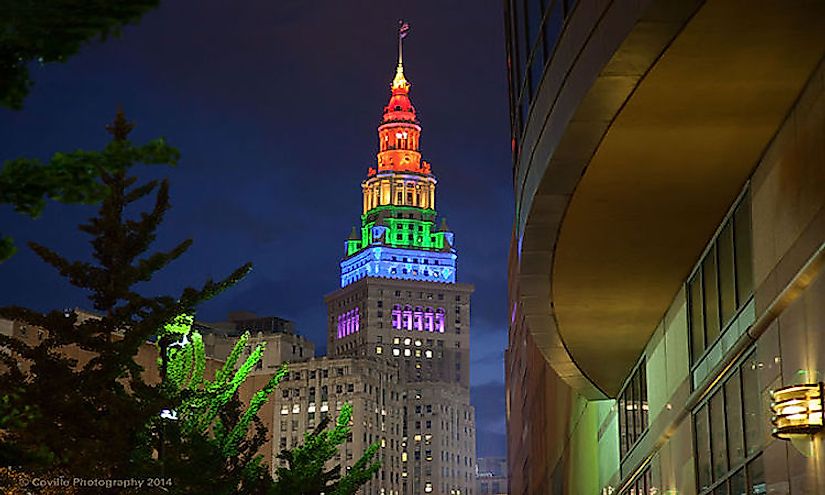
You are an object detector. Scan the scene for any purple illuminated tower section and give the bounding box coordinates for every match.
[336,307,360,338]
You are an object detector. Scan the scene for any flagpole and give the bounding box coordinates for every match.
[398,24,403,67]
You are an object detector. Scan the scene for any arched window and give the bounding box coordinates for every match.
[424,306,435,332]
[435,308,445,333]
[403,305,413,330]
[413,306,424,331]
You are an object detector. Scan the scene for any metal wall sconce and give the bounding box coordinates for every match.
[770,382,824,439]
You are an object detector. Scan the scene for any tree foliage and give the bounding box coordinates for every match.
[0,111,179,261]
[0,111,251,485]
[272,403,381,495]
[1,0,160,110]
[126,321,289,495]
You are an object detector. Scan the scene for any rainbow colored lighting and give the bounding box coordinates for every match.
[339,29,457,289]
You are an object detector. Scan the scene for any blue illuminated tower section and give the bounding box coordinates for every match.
[338,39,457,289]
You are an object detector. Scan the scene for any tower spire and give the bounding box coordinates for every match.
[393,21,411,91]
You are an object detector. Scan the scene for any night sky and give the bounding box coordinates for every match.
[0,1,512,457]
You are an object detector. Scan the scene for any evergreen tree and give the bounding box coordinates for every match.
[0,110,251,485]
[0,105,171,261]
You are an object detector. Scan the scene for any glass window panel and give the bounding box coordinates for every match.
[747,455,765,495]
[624,386,633,451]
[544,0,564,61]
[632,370,641,441]
[718,221,737,325]
[646,469,653,495]
[703,246,721,344]
[695,405,712,492]
[628,376,636,448]
[515,0,529,80]
[710,390,728,480]
[619,394,628,457]
[740,358,762,456]
[526,0,543,51]
[519,96,529,131]
[734,193,753,305]
[729,468,747,495]
[688,272,705,364]
[528,53,543,100]
[640,362,648,431]
[725,371,745,468]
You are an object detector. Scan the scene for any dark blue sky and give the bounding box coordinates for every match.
[0,0,512,457]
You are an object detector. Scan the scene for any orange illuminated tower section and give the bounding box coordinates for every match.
[371,38,432,179]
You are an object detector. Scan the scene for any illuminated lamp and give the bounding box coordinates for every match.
[770,383,824,439]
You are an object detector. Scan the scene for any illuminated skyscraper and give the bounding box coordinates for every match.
[325,28,476,495]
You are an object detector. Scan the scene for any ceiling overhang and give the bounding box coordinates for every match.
[518,0,825,397]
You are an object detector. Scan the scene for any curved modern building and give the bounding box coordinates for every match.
[504,1,825,493]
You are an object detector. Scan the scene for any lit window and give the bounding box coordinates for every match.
[280,406,289,415]
[393,337,401,344]
[415,339,422,347]
[425,350,433,358]
[376,345,383,355]
[393,348,401,356]
[404,338,411,345]
[404,349,411,357]
[292,404,300,414]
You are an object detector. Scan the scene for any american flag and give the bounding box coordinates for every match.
[399,21,410,39]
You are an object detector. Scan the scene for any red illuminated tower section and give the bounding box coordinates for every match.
[325,26,476,495]
[375,45,430,175]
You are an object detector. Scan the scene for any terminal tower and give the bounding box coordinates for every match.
[325,27,476,495]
